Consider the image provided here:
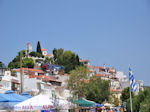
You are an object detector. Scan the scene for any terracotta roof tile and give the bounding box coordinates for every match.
[79,60,89,62]
[29,75,61,82]
[95,74,109,77]
[14,68,44,73]
[87,65,105,69]
[110,88,122,92]
[41,49,47,51]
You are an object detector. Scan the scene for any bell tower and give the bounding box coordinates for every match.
[26,43,32,57]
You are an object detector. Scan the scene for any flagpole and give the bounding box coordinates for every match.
[128,66,134,112]
[129,86,133,112]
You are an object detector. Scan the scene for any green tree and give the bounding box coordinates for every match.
[18,50,26,57]
[8,50,24,68]
[140,96,150,112]
[8,50,35,69]
[29,51,37,57]
[22,58,34,68]
[36,41,42,55]
[68,66,89,97]
[125,88,150,112]
[85,76,110,103]
[139,89,150,112]
[29,51,43,57]
[53,48,64,63]
[52,48,81,73]
[68,66,110,103]
[121,87,133,102]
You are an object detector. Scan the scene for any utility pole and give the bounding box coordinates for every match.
[20,51,24,93]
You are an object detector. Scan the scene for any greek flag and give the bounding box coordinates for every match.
[129,68,137,92]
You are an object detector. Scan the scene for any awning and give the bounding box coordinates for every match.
[0,93,20,102]
[21,92,32,98]
[5,90,28,101]
[72,98,96,107]
[0,93,21,110]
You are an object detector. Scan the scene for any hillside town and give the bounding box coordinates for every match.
[1,0,150,111]
[0,42,146,112]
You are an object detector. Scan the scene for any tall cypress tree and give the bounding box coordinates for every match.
[36,41,42,55]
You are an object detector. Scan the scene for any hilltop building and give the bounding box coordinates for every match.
[41,48,53,58]
[41,48,48,56]
[26,42,33,57]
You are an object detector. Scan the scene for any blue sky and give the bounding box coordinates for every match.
[0,0,150,85]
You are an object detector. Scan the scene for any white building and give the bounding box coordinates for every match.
[26,42,33,57]
[41,48,53,58]
[0,70,20,93]
[0,70,12,93]
[136,80,144,93]
[23,77,53,96]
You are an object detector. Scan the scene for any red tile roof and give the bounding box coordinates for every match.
[29,75,37,78]
[87,65,105,69]
[95,74,109,77]
[108,69,116,73]
[110,88,122,92]
[79,60,89,62]
[14,68,44,73]
[29,75,61,82]
[41,49,47,51]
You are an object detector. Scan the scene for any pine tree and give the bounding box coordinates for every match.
[36,41,42,55]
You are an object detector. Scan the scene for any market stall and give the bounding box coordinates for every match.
[14,94,54,111]
[72,98,96,107]
[72,98,96,112]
